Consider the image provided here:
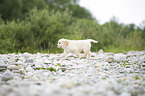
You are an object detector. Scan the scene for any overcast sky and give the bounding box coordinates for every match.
[79,0,145,26]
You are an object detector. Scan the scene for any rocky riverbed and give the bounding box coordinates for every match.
[0,50,145,96]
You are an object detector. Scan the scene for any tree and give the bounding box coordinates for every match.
[0,0,47,21]
[0,0,22,20]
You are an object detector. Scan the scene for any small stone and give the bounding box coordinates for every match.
[107,57,114,63]
[1,72,14,82]
[19,69,25,74]
[7,65,19,71]
[134,80,142,85]
[61,64,66,67]
[0,68,7,71]
[95,63,102,68]
[0,60,5,65]
[44,60,51,64]
[24,58,34,63]
[14,60,23,65]
[60,80,76,89]
[17,65,24,69]
[0,65,7,68]
[35,65,42,69]
[119,70,127,73]
[24,72,33,79]
[0,60,7,71]
[48,77,56,82]
[107,91,116,96]
[26,65,34,72]
[12,70,19,73]
[120,77,127,81]
[59,67,66,72]
[120,92,131,96]
[104,68,109,71]
[0,64,7,71]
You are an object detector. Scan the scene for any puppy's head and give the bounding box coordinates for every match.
[57,38,69,49]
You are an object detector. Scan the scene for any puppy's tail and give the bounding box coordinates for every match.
[87,39,98,43]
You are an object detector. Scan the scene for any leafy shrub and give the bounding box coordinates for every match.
[0,8,144,53]
[0,8,72,53]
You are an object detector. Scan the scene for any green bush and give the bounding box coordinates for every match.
[0,8,72,53]
[64,18,145,52]
[0,8,144,53]
[27,8,72,53]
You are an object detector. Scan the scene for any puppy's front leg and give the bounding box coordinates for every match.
[61,51,68,58]
[74,50,81,59]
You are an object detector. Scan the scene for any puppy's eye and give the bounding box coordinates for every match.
[59,42,61,44]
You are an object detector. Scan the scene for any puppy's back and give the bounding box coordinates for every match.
[74,40,91,51]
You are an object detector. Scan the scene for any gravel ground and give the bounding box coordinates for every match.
[0,50,145,96]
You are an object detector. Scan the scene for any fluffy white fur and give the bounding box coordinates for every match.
[57,38,98,58]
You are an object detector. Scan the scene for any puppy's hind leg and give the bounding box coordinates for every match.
[83,47,91,58]
[83,51,89,58]
[88,51,92,59]
[74,50,81,59]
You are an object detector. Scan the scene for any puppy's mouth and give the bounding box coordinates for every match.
[57,45,61,48]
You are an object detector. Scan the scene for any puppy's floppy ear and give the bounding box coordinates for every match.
[64,41,69,46]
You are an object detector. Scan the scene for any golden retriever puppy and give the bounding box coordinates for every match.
[57,38,98,59]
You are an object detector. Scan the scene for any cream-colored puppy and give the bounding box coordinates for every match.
[57,38,98,58]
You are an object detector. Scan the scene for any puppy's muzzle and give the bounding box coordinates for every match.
[57,44,61,48]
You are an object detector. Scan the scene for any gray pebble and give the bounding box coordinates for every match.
[1,72,14,81]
